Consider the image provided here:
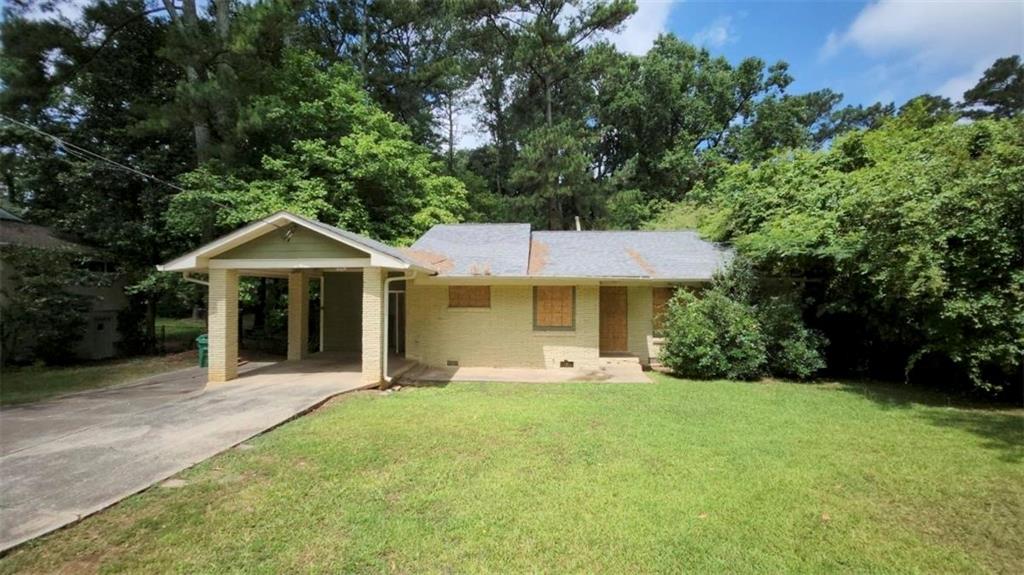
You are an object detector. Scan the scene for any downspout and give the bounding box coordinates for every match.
[382,271,415,385]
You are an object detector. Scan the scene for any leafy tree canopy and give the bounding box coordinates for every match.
[167,50,468,246]
[691,117,1024,392]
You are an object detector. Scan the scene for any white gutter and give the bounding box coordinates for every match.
[382,272,414,385]
[181,272,209,287]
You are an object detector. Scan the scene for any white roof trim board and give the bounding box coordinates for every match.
[157,211,431,273]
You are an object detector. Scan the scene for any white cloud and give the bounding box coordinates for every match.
[607,1,676,55]
[692,15,736,49]
[935,59,992,101]
[20,0,89,22]
[819,0,1023,100]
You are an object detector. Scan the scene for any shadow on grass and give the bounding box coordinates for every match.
[921,409,1024,463]
[833,380,1024,463]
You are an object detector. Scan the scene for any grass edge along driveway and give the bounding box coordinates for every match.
[0,352,197,407]
[1,375,1021,574]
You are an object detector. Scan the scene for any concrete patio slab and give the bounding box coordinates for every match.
[0,354,379,552]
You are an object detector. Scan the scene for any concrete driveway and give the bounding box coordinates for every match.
[0,355,367,551]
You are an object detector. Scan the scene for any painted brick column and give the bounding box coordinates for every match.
[208,268,239,383]
[361,267,385,385]
[287,270,310,361]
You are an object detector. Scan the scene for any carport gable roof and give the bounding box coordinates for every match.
[157,211,433,273]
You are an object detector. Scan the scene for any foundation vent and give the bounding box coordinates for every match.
[560,360,574,368]
[446,359,459,367]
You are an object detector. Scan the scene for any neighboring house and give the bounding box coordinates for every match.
[0,208,128,360]
[158,211,732,384]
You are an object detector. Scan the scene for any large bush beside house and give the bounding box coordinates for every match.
[660,263,828,381]
[660,288,767,380]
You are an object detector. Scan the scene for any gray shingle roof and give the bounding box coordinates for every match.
[530,230,732,279]
[406,224,531,276]
[408,224,732,280]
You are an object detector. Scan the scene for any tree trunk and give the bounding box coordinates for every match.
[544,76,553,127]
[446,91,455,173]
[547,195,561,230]
[145,297,157,353]
[163,0,212,166]
[213,0,234,165]
[543,74,557,229]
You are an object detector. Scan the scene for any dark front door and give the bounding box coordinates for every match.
[600,286,628,353]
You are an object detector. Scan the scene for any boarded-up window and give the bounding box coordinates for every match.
[534,286,575,330]
[449,286,490,308]
[652,287,674,336]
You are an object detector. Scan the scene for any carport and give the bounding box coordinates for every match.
[157,211,433,386]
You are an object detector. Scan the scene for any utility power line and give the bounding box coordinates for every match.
[0,114,294,235]
[0,113,189,194]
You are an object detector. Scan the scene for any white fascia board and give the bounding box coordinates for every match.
[208,258,373,269]
[413,275,713,286]
[157,211,430,273]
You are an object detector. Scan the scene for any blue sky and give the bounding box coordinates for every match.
[611,0,1023,109]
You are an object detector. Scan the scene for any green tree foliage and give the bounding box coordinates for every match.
[302,0,471,147]
[756,295,827,380]
[2,0,195,349]
[167,51,468,245]
[961,55,1023,119]
[695,118,1024,392]
[0,246,95,365]
[466,0,637,229]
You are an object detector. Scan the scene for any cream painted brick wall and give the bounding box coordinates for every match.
[287,271,310,361]
[361,267,385,385]
[406,283,600,369]
[626,285,656,365]
[208,268,238,383]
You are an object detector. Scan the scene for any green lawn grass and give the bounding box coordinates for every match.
[2,376,1021,573]
[156,317,206,352]
[0,352,196,406]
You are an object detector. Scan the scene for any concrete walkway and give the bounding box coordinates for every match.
[0,355,370,551]
[402,360,651,384]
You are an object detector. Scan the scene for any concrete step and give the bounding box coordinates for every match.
[599,355,641,367]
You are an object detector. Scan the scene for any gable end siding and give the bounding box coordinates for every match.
[213,228,367,260]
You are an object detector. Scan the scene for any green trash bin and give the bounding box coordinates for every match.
[196,334,209,368]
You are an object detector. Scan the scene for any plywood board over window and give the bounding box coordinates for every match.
[652,287,674,336]
[448,286,490,308]
[534,286,575,330]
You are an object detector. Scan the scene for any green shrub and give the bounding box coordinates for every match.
[660,289,767,380]
[757,297,827,380]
